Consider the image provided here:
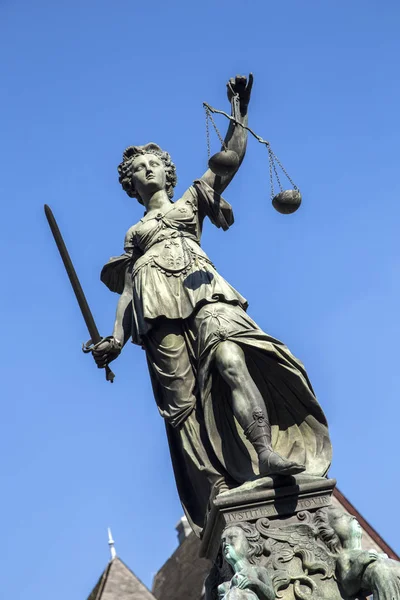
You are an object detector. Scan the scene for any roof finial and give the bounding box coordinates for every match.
[108,527,117,560]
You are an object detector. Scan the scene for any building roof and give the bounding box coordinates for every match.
[87,557,157,600]
[152,531,211,600]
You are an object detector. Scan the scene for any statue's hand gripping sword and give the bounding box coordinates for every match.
[44,205,115,383]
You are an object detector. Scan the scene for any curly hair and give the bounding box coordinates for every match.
[314,507,343,555]
[117,142,177,205]
[223,522,264,565]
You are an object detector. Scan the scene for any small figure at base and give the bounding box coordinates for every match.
[315,506,400,600]
[218,523,275,600]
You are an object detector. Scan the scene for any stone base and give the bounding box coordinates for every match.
[200,474,336,560]
[201,475,351,600]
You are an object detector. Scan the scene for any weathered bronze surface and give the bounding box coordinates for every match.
[272,189,302,214]
[204,479,400,599]
[203,477,342,599]
[316,506,400,599]
[208,149,240,176]
[90,74,332,537]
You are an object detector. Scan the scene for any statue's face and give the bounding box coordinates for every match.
[221,526,249,566]
[331,511,362,547]
[131,153,166,200]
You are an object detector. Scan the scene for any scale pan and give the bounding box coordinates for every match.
[208,150,239,176]
[272,189,302,214]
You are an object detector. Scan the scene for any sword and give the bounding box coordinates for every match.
[44,204,115,383]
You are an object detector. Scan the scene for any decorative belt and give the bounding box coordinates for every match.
[132,232,212,278]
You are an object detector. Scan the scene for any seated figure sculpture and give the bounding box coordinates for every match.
[315,507,400,600]
[92,74,332,536]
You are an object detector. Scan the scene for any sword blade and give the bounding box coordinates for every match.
[44,204,115,382]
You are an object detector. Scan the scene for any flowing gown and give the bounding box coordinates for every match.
[101,179,332,535]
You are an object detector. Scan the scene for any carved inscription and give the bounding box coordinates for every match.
[225,505,276,523]
[224,494,331,524]
[298,495,331,510]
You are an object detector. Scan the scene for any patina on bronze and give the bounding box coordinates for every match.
[218,522,275,600]
[89,74,332,537]
[315,507,400,599]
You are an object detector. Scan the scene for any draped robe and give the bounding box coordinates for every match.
[101,180,332,535]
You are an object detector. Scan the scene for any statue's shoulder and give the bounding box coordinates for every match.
[125,224,136,235]
[100,225,141,294]
[100,252,134,294]
[124,224,140,249]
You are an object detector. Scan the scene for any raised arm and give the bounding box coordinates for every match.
[201,73,253,195]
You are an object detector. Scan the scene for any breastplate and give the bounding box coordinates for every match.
[152,236,193,275]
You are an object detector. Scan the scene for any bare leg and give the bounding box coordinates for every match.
[214,341,266,427]
[214,340,305,476]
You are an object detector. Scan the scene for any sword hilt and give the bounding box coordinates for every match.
[83,339,116,383]
[105,365,115,383]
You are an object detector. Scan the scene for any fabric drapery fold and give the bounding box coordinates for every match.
[100,180,332,535]
[147,303,331,536]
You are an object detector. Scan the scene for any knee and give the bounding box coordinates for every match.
[214,341,245,384]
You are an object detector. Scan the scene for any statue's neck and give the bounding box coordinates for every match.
[343,538,362,551]
[143,190,170,213]
[233,558,250,573]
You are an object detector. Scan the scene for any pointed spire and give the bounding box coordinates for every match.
[108,527,117,560]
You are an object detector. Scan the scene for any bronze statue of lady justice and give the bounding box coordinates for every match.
[87,74,331,536]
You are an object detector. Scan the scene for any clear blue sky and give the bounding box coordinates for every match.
[1,1,399,598]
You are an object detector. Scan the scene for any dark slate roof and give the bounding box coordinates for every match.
[152,532,211,600]
[87,557,157,600]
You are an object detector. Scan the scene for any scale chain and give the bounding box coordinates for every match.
[270,149,298,191]
[268,146,275,201]
[205,106,227,152]
[203,101,299,199]
[205,107,211,160]
[271,150,283,193]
